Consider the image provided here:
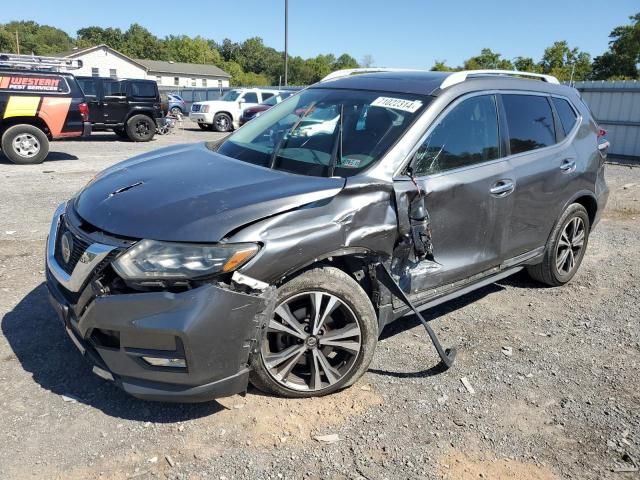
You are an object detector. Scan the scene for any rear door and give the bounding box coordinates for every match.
[102,79,128,124]
[499,93,577,259]
[394,93,515,304]
[76,77,102,123]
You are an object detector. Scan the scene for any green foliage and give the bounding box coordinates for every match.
[430,61,457,72]
[0,21,72,55]
[592,12,639,80]
[463,48,513,70]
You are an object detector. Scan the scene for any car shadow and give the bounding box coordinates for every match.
[369,282,504,379]
[1,283,224,422]
[0,151,79,164]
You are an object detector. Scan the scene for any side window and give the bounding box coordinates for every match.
[413,95,500,176]
[244,92,259,103]
[130,82,157,98]
[552,97,578,135]
[78,79,97,96]
[261,92,274,101]
[103,80,125,96]
[502,94,556,154]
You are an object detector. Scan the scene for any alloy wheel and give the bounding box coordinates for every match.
[216,116,229,131]
[556,216,585,275]
[12,134,40,158]
[261,291,362,392]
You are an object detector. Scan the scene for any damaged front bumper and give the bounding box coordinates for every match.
[45,205,275,403]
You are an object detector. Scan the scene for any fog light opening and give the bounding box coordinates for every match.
[142,356,186,368]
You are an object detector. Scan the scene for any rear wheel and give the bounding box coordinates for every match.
[170,106,183,115]
[527,203,590,286]
[125,114,155,142]
[1,124,49,165]
[213,113,232,132]
[250,267,378,398]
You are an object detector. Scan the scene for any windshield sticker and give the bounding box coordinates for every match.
[341,157,362,168]
[371,96,423,113]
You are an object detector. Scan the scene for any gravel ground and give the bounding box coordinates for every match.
[0,125,638,479]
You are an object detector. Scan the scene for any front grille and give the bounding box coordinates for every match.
[54,218,90,275]
[191,104,201,112]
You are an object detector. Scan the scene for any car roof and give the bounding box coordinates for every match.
[313,70,574,97]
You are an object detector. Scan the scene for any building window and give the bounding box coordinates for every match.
[91,67,99,77]
[191,78,197,87]
[109,69,117,79]
[156,75,162,85]
[174,77,179,86]
[202,78,207,88]
[218,80,223,89]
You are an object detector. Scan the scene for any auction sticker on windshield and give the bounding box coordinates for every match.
[371,96,423,113]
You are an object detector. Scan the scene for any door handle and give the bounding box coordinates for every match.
[490,179,515,196]
[560,158,576,173]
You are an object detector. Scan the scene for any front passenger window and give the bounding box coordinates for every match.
[413,95,499,176]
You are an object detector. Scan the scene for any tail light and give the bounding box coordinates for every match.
[597,128,607,138]
[78,102,89,122]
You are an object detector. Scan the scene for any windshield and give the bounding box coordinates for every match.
[213,88,430,177]
[222,90,242,101]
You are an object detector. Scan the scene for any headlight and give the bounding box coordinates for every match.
[112,240,259,280]
[201,105,210,113]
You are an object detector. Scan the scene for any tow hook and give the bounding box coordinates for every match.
[375,263,457,369]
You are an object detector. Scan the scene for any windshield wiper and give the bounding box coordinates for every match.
[269,101,317,169]
[328,104,344,177]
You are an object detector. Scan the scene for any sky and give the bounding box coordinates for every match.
[2,0,638,68]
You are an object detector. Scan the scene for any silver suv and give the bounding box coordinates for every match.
[46,69,609,402]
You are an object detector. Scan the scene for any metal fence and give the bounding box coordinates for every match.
[573,80,640,160]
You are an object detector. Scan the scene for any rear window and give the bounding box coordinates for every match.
[502,94,556,155]
[552,97,578,135]
[78,78,97,96]
[130,82,157,98]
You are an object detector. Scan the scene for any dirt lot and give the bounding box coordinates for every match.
[0,124,638,479]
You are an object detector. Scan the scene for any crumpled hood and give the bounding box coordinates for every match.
[74,143,344,242]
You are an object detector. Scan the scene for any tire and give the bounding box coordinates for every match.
[125,114,155,142]
[170,106,183,115]
[527,203,590,286]
[213,113,232,132]
[113,127,129,139]
[1,124,49,165]
[250,266,378,398]
[198,123,212,131]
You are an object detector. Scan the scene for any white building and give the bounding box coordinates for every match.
[56,44,230,88]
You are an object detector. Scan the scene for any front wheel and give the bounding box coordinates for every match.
[213,113,232,132]
[527,203,590,286]
[170,106,182,116]
[125,114,155,142]
[250,267,378,398]
[1,124,49,164]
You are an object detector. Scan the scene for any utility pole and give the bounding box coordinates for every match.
[15,31,20,55]
[284,0,288,86]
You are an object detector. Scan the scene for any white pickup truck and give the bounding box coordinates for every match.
[189,88,281,132]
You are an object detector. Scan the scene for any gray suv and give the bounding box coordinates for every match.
[45,69,609,402]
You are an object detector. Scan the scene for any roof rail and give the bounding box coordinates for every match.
[0,52,83,71]
[440,70,559,89]
[321,67,426,82]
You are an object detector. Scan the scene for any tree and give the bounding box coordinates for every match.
[1,21,72,55]
[430,60,457,71]
[513,56,541,73]
[333,53,359,70]
[164,35,221,64]
[360,54,374,68]
[463,48,513,70]
[121,23,164,59]
[591,12,639,79]
[76,26,125,50]
[539,41,592,81]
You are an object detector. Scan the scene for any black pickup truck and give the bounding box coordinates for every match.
[76,77,165,141]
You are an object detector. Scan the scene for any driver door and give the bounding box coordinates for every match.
[393,93,515,306]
